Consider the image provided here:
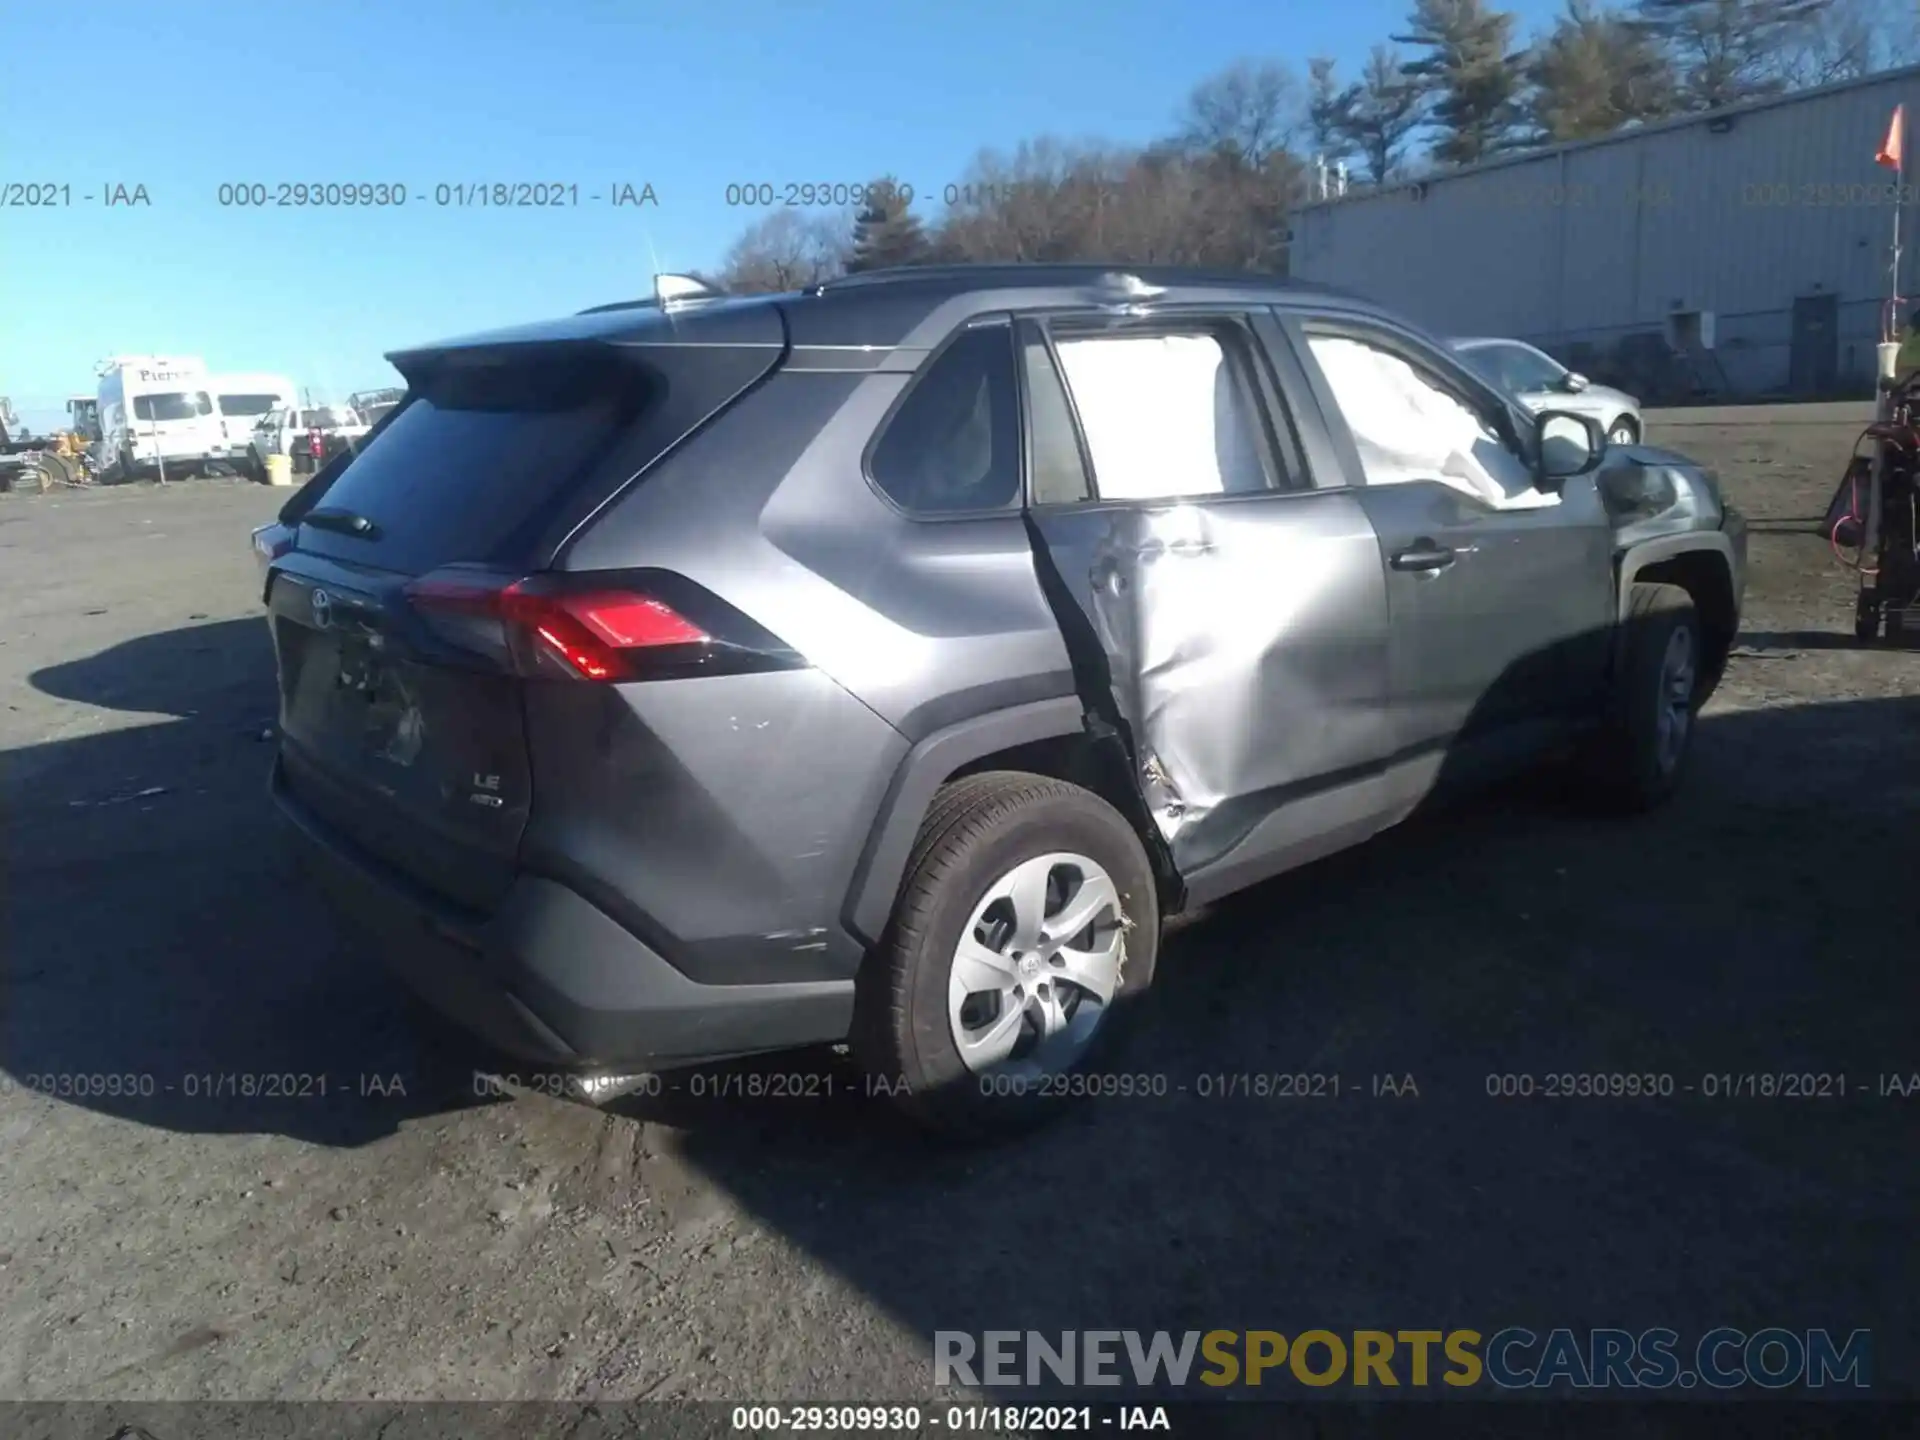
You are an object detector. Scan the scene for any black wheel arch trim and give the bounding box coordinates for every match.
[1615,531,1738,624]
[1613,530,1741,692]
[842,696,1089,947]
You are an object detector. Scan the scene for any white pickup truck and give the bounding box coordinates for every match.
[246,404,370,477]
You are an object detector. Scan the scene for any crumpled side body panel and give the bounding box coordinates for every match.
[1028,492,1394,877]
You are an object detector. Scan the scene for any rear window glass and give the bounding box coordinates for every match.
[300,408,357,428]
[292,351,652,574]
[134,392,212,421]
[218,393,280,416]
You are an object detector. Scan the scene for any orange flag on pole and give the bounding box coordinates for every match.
[1876,104,1905,171]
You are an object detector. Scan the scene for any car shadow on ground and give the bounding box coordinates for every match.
[1739,629,1920,653]
[8,616,1919,1392]
[8,618,490,1144]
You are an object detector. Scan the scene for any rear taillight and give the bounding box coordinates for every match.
[500,588,709,680]
[403,569,797,683]
[251,523,293,564]
[252,523,294,603]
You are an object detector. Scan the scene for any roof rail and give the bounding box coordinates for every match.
[575,298,658,315]
[818,262,1310,294]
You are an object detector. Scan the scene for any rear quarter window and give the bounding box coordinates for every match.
[866,324,1021,516]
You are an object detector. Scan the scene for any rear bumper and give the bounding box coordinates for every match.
[271,758,855,1070]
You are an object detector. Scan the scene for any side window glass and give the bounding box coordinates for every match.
[1020,334,1093,506]
[1481,347,1523,393]
[1306,332,1546,508]
[868,325,1021,515]
[1049,327,1276,501]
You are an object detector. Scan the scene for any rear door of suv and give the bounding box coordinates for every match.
[1017,306,1400,903]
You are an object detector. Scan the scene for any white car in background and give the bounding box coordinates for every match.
[210,373,298,463]
[247,404,369,476]
[1449,336,1643,448]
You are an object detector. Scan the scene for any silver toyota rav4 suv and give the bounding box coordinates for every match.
[257,265,1747,1135]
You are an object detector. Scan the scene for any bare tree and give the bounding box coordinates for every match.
[932,141,1146,264]
[928,138,1299,272]
[1175,60,1303,165]
[715,210,849,293]
[1626,0,1831,110]
[1775,0,1915,83]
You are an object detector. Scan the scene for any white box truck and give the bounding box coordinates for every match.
[95,355,225,481]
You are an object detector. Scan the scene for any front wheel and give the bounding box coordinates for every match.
[852,772,1160,1138]
[1606,419,1639,447]
[1571,583,1701,812]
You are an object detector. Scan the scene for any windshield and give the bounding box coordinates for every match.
[132,391,213,422]
[1459,343,1566,396]
[217,392,281,417]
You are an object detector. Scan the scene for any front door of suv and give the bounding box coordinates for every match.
[1018,310,1401,903]
[1283,314,1615,798]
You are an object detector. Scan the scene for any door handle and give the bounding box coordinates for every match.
[1390,541,1457,572]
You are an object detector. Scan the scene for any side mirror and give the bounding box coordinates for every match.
[1561,371,1590,393]
[1537,410,1606,485]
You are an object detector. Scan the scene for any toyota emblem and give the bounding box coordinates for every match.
[310,587,333,629]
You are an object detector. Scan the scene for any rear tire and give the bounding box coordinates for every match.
[852,772,1160,1140]
[1571,583,1700,812]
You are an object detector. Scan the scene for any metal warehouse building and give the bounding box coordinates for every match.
[1290,64,1920,400]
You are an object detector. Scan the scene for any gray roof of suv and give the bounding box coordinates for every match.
[390,265,1388,368]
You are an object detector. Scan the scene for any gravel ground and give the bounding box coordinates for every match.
[1,405,1916,1405]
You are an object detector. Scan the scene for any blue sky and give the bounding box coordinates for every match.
[2,0,1563,432]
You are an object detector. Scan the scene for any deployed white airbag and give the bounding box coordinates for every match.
[1054,334,1267,499]
[1307,335,1558,510]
